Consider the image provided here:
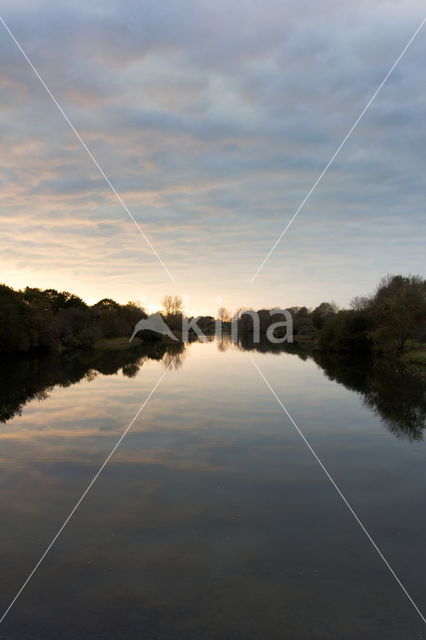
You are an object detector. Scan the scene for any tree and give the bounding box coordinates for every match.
[368,274,426,352]
[350,295,370,312]
[22,288,87,312]
[162,294,183,316]
[293,315,316,337]
[0,284,35,352]
[93,298,120,311]
[171,295,183,315]
[217,307,231,322]
[311,302,337,329]
[319,310,372,352]
[296,306,310,318]
[162,294,174,315]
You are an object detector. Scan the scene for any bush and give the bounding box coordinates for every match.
[319,310,372,352]
[293,316,316,337]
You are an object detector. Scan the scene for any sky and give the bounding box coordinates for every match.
[0,0,425,316]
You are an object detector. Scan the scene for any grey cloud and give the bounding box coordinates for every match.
[0,0,424,309]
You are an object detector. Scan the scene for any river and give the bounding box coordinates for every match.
[0,338,425,639]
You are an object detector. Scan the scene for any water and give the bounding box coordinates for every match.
[0,338,425,639]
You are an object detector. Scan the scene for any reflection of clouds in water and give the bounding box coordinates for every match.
[1,339,423,451]
[0,340,425,638]
[1,425,424,640]
[0,343,180,426]
[0,341,300,470]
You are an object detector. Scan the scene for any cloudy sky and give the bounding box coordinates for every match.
[0,0,425,315]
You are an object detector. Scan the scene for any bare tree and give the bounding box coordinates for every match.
[217,307,231,322]
[350,295,370,311]
[171,295,183,315]
[162,294,183,316]
[162,294,174,316]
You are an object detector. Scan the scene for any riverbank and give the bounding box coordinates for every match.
[298,336,426,370]
[87,332,426,372]
[94,336,143,351]
[399,344,426,367]
[93,334,178,351]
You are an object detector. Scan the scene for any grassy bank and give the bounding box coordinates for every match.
[93,333,180,351]
[399,343,426,367]
[94,337,143,351]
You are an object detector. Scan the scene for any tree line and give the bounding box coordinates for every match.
[0,284,146,354]
[0,274,424,355]
[234,274,426,355]
[318,274,426,354]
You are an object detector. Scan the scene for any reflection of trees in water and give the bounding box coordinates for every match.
[85,369,99,383]
[162,342,187,370]
[121,361,141,378]
[216,333,311,357]
[216,334,235,352]
[313,352,426,441]
[219,336,425,440]
[363,364,426,441]
[1,337,424,442]
[236,333,310,360]
[0,341,185,424]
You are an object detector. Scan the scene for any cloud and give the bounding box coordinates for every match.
[0,0,424,312]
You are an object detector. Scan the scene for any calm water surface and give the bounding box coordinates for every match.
[0,338,425,639]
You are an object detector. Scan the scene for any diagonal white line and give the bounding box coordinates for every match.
[249,16,426,283]
[0,15,175,283]
[250,356,426,626]
[0,359,175,626]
